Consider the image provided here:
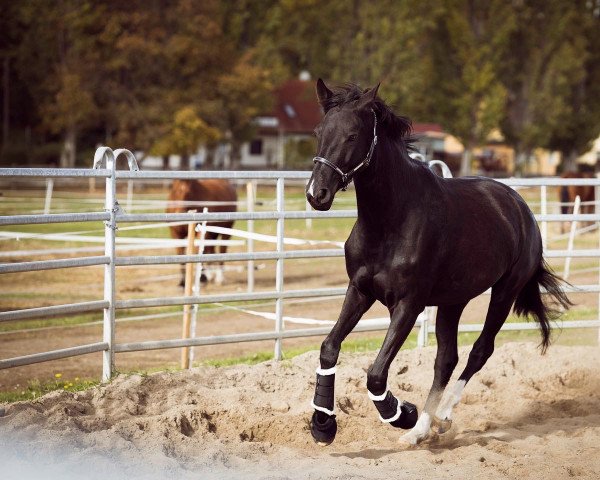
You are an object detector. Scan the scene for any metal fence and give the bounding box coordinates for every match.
[1,146,600,381]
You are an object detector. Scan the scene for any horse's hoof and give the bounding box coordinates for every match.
[200,273,208,283]
[390,401,418,430]
[431,415,452,434]
[310,411,337,446]
[178,279,185,288]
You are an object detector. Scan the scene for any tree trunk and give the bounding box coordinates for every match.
[2,57,9,149]
[180,154,190,170]
[162,155,170,170]
[230,141,242,170]
[60,126,76,168]
[562,149,578,173]
[204,146,215,169]
[460,148,472,176]
[513,149,530,177]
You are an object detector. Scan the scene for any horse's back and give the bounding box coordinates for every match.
[167,179,238,239]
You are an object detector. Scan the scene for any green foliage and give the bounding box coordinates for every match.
[498,1,600,170]
[2,0,600,172]
[151,107,221,158]
[284,138,316,169]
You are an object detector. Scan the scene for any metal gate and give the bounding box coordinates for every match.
[1,147,599,381]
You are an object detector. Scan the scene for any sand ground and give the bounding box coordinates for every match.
[1,342,599,480]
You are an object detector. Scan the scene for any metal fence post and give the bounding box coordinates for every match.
[541,185,547,251]
[563,195,581,281]
[126,179,134,212]
[246,181,255,292]
[97,148,117,382]
[305,179,312,229]
[44,178,54,215]
[274,177,285,360]
[597,175,600,346]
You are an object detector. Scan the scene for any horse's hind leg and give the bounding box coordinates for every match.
[433,287,516,432]
[401,302,465,445]
[214,233,232,285]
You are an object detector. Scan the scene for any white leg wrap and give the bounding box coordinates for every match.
[316,366,337,376]
[311,366,337,415]
[311,400,335,416]
[379,400,402,423]
[367,389,388,402]
[368,388,405,423]
[436,379,466,420]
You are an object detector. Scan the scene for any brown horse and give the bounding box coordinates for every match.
[167,179,237,285]
[559,172,595,233]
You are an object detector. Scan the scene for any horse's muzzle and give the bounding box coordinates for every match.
[306,185,334,211]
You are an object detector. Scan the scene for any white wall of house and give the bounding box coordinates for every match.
[579,135,600,165]
[240,135,281,168]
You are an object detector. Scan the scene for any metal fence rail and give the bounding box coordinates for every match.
[1,146,600,381]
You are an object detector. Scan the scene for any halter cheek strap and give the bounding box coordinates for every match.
[313,109,378,191]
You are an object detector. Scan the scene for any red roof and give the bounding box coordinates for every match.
[271,79,322,134]
[412,123,444,135]
[265,79,446,137]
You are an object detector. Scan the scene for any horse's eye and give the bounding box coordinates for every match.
[348,134,358,141]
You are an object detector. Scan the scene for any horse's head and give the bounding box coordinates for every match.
[306,79,379,211]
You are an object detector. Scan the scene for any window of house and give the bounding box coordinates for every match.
[250,139,263,155]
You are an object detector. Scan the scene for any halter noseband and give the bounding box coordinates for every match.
[313,109,378,191]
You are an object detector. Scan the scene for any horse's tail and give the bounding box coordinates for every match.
[513,260,572,354]
[559,186,570,215]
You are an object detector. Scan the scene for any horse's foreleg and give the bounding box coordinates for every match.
[310,284,374,446]
[367,301,421,434]
[202,244,216,283]
[401,303,465,445]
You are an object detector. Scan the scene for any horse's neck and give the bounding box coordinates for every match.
[354,138,426,229]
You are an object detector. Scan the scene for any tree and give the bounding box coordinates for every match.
[499,0,599,174]
[427,0,514,175]
[545,1,600,171]
[151,106,220,169]
[14,0,104,166]
[215,52,274,169]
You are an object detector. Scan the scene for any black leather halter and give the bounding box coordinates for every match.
[313,109,378,191]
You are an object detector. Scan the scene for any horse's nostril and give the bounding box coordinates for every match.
[316,189,329,203]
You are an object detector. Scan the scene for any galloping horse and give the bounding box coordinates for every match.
[306,80,571,446]
[559,171,595,233]
[167,179,237,285]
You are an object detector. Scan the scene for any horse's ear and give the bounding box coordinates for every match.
[357,83,380,110]
[316,78,333,108]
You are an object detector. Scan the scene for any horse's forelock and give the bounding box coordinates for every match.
[322,83,413,143]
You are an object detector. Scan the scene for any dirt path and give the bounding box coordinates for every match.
[1,343,599,479]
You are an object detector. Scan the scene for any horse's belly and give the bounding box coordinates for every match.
[427,261,506,305]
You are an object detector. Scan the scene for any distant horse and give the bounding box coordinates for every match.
[559,171,595,233]
[306,79,571,446]
[167,179,237,285]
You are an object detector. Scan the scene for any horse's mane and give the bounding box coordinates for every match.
[321,83,415,149]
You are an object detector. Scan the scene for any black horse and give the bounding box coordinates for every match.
[306,79,571,446]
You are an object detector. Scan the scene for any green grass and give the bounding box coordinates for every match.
[0,376,100,403]
[1,325,597,403]
[196,323,599,369]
